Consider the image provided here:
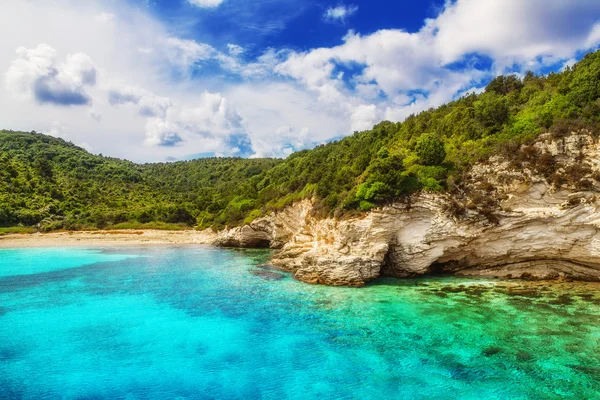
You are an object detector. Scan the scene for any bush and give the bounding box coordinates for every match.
[243,209,262,225]
[474,92,509,132]
[415,134,446,166]
[359,201,376,211]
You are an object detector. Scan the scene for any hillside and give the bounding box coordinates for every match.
[0,133,279,230]
[1,49,600,231]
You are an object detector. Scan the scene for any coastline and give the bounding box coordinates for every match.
[0,229,215,248]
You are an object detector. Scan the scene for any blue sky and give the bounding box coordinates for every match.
[1,0,600,161]
[139,0,443,53]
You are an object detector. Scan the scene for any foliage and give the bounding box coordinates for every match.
[2,49,600,230]
[415,133,446,166]
[0,226,37,235]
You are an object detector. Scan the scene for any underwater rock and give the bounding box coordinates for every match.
[249,269,286,281]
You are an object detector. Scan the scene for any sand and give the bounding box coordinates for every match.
[0,230,217,248]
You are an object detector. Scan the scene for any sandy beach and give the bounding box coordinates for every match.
[0,230,216,248]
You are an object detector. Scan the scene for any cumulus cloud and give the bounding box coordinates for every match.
[276,0,600,133]
[5,44,97,106]
[164,37,275,79]
[165,37,245,77]
[141,91,245,150]
[45,120,67,138]
[145,118,184,147]
[165,38,216,69]
[227,43,245,57]
[324,4,358,22]
[2,0,600,161]
[187,0,225,9]
[587,23,600,49]
[107,83,249,153]
[351,104,379,132]
[95,12,114,23]
[431,0,600,68]
[108,86,171,118]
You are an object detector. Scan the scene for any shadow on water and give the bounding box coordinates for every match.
[0,260,122,293]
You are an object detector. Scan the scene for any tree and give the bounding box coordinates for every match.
[486,75,523,95]
[415,133,446,166]
[474,92,510,132]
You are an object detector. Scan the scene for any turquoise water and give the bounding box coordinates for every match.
[1,246,600,399]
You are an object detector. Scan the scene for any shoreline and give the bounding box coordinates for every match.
[0,229,216,248]
[3,230,600,288]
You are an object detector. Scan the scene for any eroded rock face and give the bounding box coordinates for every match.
[211,131,600,286]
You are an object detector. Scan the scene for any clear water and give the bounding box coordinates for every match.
[1,246,600,399]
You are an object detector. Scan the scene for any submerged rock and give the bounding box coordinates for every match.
[249,269,286,281]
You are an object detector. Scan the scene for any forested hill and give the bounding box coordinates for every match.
[0,133,280,230]
[1,49,600,231]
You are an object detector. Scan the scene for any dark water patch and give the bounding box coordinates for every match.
[516,350,534,362]
[499,288,543,298]
[482,346,503,357]
[195,343,209,355]
[463,287,489,296]
[0,379,25,400]
[575,293,596,300]
[439,285,469,294]
[549,294,575,305]
[0,260,129,294]
[0,345,26,362]
[506,296,536,309]
[562,321,591,334]
[569,364,600,376]
[563,342,588,355]
[448,361,474,381]
[254,263,282,271]
[249,269,286,281]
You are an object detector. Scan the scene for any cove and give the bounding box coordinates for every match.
[1,246,600,399]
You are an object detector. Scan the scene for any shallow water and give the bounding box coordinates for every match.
[1,246,600,399]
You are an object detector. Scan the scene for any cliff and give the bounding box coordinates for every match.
[207,130,600,286]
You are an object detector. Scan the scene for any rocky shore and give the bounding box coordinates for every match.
[4,130,600,287]
[211,130,600,286]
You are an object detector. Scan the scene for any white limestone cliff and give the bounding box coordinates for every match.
[208,130,600,286]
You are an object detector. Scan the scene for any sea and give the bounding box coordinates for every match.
[1,246,599,399]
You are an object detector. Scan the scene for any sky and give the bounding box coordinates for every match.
[1,0,600,162]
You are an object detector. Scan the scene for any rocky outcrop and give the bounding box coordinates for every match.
[210,130,600,286]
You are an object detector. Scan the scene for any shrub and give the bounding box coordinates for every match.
[243,209,262,225]
[415,134,446,166]
[359,201,376,211]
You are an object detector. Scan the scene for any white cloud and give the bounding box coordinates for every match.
[165,37,216,69]
[5,44,97,106]
[108,85,172,118]
[227,43,245,57]
[142,91,244,150]
[95,12,114,23]
[351,104,379,132]
[78,142,93,152]
[324,5,358,22]
[1,0,600,162]
[431,0,600,68]
[226,82,349,157]
[587,23,600,49]
[275,0,600,138]
[163,38,264,78]
[45,120,67,138]
[188,0,225,9]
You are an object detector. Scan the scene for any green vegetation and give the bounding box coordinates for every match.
[2,50,600,231]
[0,226,37,235]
